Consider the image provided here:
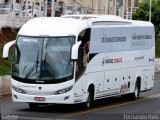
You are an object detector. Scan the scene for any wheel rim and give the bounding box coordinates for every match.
[86,91,91,108]
[135,84,139,98]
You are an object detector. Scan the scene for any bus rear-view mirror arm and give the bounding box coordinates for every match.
[3,40,16,60]
[71,41,82,61]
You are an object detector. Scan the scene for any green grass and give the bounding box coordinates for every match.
[0,46,13,75]
[156,37,160,58]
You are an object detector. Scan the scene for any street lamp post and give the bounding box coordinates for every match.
[105,0,109,15]
[114,0,117,15]
[123,0,125,18]
[13,0,16,14]
[26,0,28,17]
[120,0,125,18]
[9,0,12,14]
[95,0,98,14]
[149,0,152,22]
[92,0,94,14]
[39,1,42,17]
[45,0,47,17]
[51,0,55,17]
[130,0,134,20]
[126,0,128,19]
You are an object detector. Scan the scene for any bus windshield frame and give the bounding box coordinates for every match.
[12,35,75,84]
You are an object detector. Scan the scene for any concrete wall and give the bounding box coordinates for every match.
[0,14,32,29]
[155,59,160,73]
[0,75,11,96]
[0,59,160,96]
[0,0,4,4]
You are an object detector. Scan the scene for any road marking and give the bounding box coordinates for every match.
[60,93,160,119]
[18,116,54,120]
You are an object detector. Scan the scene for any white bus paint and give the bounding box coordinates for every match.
[3,15,155,109]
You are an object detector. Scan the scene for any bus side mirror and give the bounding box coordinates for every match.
[71,41,81,61]
[3,40,16,60]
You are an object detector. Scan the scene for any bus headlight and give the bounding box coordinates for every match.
[55,86,73,95]
[12,85,26,94]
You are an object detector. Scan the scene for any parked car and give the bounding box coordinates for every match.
[47,2,52,17]
[46,2,62,17]
[22,3,41,17]
[0,2,21,15]
[65,5,84,15]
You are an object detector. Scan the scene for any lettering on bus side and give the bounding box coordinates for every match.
[101,36,126,43]
[102,57,122,66]
[132,34,152,40]
[134,56,144,61]
[23,39,38,42]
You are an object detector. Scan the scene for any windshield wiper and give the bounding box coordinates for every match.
[24,51,39,79]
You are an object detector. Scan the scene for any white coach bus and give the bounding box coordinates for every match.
[3,15,155,109]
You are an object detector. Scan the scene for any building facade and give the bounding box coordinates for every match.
[0,0,144,16]
[55,0,143,15]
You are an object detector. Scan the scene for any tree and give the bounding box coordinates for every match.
[133,0,160,37]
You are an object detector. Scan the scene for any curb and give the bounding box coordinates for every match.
[155,59,160,72]
[0,75,11,96]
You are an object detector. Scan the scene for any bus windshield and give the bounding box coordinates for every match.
[12,36,75,84]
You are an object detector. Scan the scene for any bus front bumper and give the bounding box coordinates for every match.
[12,90,75,104]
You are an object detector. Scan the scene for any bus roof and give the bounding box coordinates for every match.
[18,17,89,37]
[18,15,154,37]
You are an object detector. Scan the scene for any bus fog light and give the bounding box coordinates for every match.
[13,94,18,99]
[64,96,70,100]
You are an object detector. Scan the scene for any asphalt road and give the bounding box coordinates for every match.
[1,73,160,120]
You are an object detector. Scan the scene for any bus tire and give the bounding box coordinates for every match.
[129,81,140,100]
[84,86,94,109]
[29,103,39,109]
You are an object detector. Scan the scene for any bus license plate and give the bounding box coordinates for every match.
[34,97,45,101]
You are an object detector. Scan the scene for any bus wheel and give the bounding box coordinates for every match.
[29,103,39,109]
[84,87,93,109]
[130,81,140,100]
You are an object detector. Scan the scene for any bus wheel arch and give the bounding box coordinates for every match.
[84,84,95,109]
[136,76,141,92]
[130,76,141,100]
